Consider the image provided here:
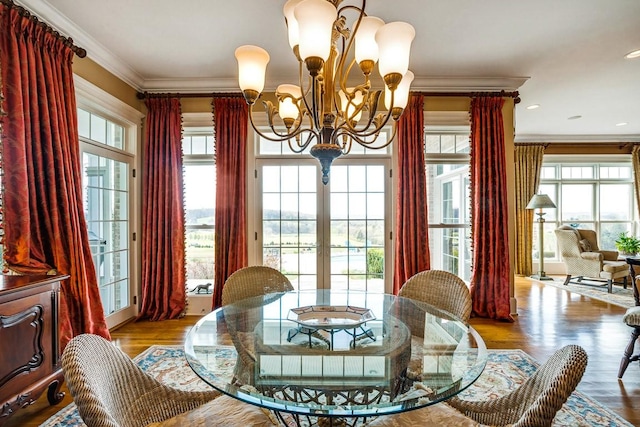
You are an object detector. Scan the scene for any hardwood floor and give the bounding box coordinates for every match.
[5,276,640,426]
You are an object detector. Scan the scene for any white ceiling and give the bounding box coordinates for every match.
[19,0,640,142]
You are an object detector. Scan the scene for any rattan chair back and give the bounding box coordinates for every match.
[61,334,219,427]
[449,344,588,427]
[399,269,472,322]
[222,265,293,306]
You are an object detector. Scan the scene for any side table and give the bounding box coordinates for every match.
[623,257,640,306]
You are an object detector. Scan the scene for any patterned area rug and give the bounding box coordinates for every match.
[41,345,632,427]
[534,276,636,309]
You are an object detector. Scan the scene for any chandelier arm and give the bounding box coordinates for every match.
[286,130,318,154]
[333,120,398,151]
[335,3,366,94]
[248,110,316,143]
[310,74,323,132]
[298,60,314,125]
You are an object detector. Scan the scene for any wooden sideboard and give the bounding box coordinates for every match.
[0,274,69,425]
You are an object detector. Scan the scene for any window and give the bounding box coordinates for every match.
[424,131,472,281]
[76,76,142,327]
[183,132,216,289]
[254,130,392,292]
[537,158,636,261]
[78,105,135,327]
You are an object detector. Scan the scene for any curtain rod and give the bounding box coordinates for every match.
[1,0,86,58]
[137,90,521,103]
[416,90,521,104]
[136,91,244,100]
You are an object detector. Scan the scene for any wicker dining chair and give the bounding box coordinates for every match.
[221,266,294,386]
[367,344,588,427]
[61,333,278,427]
[222,265,293,306]
[399,269,472,322]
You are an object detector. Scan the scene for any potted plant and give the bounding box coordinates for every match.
[615,232,640,256]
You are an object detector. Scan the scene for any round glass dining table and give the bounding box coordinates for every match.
[184,289,487,424]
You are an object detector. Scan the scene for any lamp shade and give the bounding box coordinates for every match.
[235,45,270,94]
[294,0,337,62]
[355,16,385,65]
[276,84,302,120]
[526,194,557,210]
[375,21,415,79]
[283,0,302,50]
[384,70,414,110]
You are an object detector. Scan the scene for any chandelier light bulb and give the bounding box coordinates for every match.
[276,84,302,122]
[376,22,415,88]
[283,0,302,51]
[294,0,337,63]
[235,45,270,104]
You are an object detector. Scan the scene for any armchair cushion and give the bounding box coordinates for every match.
[623,306,640,327]
[579,239,592,252]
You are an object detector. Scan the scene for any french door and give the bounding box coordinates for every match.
[82,145,135,327]
[255,158,392,292]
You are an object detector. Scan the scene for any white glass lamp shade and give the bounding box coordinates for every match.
[235,45,270,94]
[385,70,414,109]
[294,0,337,62]
[283,0,303,50]
[355,16,385,64]
[339,88,364,122]
[276,84,302,120]
[375,21,415,79]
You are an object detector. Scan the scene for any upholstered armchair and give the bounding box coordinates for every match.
[554,225,628,293]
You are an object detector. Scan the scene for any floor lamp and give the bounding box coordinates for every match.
[526,193,557,280]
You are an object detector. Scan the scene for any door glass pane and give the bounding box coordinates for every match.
[330,165,385,292]
[83,152,130,316]
[262,165,317,290]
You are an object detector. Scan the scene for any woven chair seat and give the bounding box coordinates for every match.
[147,395,278,426]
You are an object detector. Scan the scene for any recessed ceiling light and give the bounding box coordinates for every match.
[526,104,540,110]
[625,49,640,59]
[616,122,628,126]
[568,115,582,120]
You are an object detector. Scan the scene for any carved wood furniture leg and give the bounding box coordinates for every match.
[618,326,640,378]
[608,279,613,293]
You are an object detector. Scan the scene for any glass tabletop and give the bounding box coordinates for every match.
[184,289,487,418]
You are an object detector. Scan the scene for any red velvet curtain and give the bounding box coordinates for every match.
[212,97,248,309]
[0,5,109,348]
[469,97,513,321]
[138,97,186,321]
[393,94,430,295]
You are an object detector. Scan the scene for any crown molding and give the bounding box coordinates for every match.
[514,134,640,143]
[74,75,144,124]
[17,0,145,90]
[411,76,529,92]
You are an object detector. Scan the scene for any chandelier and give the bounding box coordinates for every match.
[235,0,415,184]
